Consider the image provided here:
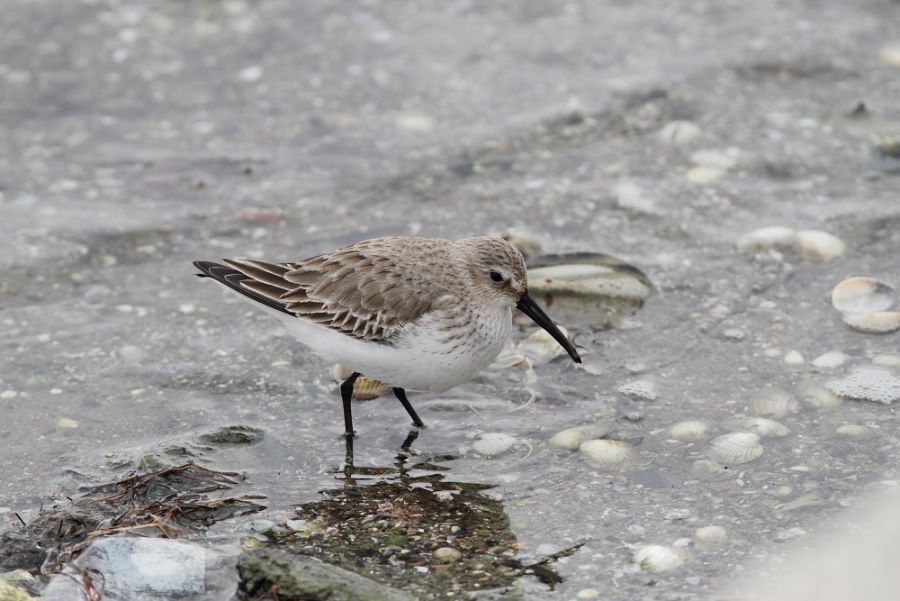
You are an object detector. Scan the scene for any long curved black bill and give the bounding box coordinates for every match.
[516,293,581,363]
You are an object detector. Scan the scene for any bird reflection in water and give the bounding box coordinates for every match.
[280,431,574,597]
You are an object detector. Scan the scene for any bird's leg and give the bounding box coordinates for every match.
[400,428,419,451]
[392,387,425,428]
[341,372,361,438]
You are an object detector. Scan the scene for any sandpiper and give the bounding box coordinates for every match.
[194,236,581,436]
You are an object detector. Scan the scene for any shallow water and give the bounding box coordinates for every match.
[1,1,899,598]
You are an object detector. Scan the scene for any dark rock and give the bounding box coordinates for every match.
[238,549,415,601]
[198,426,264,446]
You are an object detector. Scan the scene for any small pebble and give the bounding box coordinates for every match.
[57,418,78,429]
[577,588,600,599]
[0,390,18,400]
[238,65,263,82]
[50,388,62,395]
[433,547,461,562]
[657,120,701,144]
[722,328,746,340]
[835,424,871,438]
[286,519,308,532]
[179,303,196,315]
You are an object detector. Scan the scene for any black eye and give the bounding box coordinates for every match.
[490,271,504,283]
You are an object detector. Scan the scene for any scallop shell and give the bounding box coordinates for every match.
[549,425,610,450]
[750,389,799,418]
[472,433,519,457]
[708,432,764,465]
[831,277,896,315]
[739,417,790,438]
[578,439,636,469]
[668,420,711,440]
[843,311,900,334]
[633,545,684,572]
[796,230,846,261]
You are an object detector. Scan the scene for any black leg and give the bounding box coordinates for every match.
[400,428,419,451]
[393,387,425,427]
[341,372,361,437]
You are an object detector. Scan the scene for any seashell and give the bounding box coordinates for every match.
[433,547,462,562]
[549,425,610,450]
[331,364,389,400]
[811,351,848,369]
[835,424,872,438]
[498,227,543,257]
[518,327,569,363]
[795,230,846,261]
[737,226,797,252]
[693,525,727,549]
[708,432,764,465]
[843,311,900,334]
[750,388,800,417]
[739,417,790,438]
[691,459,725,477]
[658,120,701,145]
[831,277,897,315]
[668,420,711,440]
[750,389,799,418]
[472,433,519,457]
[826,367,900,405]
[526,253,654,302]
[783,350,805,365]
[796,380,842,410]
[633,545,684,572]
[578,439,636,469]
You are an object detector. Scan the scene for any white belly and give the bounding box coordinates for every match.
[279,305,512,393]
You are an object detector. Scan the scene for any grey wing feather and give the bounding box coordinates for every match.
[211,245,441,343]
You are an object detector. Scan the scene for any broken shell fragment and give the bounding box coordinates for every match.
[633,545,684,572]
[332,364,389,400]
[578,439,636,469]
[831,277,897,315]
[708,432,764,465]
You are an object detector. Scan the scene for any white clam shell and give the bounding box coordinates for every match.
[737,226,797,252]
[708,432,764,465]
[526,254,653,301]
[843,311,900,334]
[835,424,872,438]
[750,389,799,418]
[831,277,897,315]
[549,425,610,450]
[811,351,848,369]
[693,525,727,549]
[796,230,846,261]
[633,545,684,572]
[739,417,790,438]
[472,433,519,457]
[668,420,711,440]
[578,439,636,469]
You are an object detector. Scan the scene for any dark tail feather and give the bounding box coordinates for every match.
[193,260,292,315]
